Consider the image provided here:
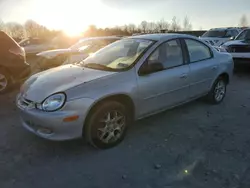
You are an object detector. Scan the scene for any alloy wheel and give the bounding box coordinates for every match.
[97,110,126,144]
[0,73,8,92]
[214,80,226,102]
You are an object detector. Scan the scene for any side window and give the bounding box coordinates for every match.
[225,30,233,37]
[232,30,239,37]
[185,39,212,63]
[23,40,31,46]
[148,39,184,69]
[236,30,248,40]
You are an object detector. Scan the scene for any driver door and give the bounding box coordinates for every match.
[137,39,190,117]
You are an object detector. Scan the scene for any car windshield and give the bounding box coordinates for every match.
[202,30,226,37]
[80,38,154,71]
[19,39,30,46]
[235,30,250,40]
[78,45,91,51]
[69,39,93,50]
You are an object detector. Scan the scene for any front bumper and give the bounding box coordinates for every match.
[17,97,94,141]
[228,53,250,66]
[233,58,250,65]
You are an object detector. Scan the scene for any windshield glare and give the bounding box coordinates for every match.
[69,39,93,50]
[82,39,153,71]
[202,30,226,37]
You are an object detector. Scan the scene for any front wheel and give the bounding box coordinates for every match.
[0,69,11,94]
[207,77,227,104]
[84,101,129,149]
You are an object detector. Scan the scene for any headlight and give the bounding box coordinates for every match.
[36,93,66,112]
[219,45,229,52]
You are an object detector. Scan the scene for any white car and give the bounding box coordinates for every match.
[220,28,250,65]
[19,38,53,56]
[36,36,121,70]
[17,34,233,148]
[200,27,241,46]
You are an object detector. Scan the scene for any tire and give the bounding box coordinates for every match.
[0,68,11,94]
[84,101,130,149]
[206,77,227,104]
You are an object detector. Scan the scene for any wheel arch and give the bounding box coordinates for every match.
[218,72,229,84]
[209,72,230,92]
[83,93,136,132]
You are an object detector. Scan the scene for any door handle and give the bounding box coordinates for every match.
[180,74,188,79]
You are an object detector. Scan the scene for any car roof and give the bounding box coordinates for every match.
[242,27,250,31]
[78,36,121,42]
[209,27,239,31]
[128,33,197,42]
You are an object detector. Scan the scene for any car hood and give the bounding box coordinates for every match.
[223,40,250,46]
[200,37,228,46]
[21,64,116,102]
[24,44,50,54]
[37,48,79,59]
[200,37,223,40]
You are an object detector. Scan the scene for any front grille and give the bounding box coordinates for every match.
[228,45,250,53]
[204,40,215,46]
[17,96,35,109]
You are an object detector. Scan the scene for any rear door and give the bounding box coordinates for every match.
[183,38,218,98]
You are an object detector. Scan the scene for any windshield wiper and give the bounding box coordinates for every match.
[83,63,115,71]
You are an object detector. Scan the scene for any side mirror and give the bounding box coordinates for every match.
[139,61,164,75]
[230,36,235,40]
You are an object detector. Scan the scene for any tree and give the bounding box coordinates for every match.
[156,18,169,32]
[127,24,136,34]
[140,21,148,33]
[4,22,25,38]
[0,19,4,30]
[148,22,157,33]
[84,25,98,37]
[183,16,192,31]
[239,14,248,27]
[24,20,43,37]
[171,16,181,31]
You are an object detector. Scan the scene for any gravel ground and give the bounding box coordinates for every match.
[0,70,250,188]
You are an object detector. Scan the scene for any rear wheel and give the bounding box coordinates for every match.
[0,68,11,94]
[207,77,227,104]
[84,101,130,149]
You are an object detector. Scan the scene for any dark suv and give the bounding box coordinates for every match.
[0,31,31,94]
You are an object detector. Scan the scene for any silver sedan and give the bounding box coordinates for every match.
[16,34,234,149]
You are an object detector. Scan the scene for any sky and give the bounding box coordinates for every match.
[0,0,250,35]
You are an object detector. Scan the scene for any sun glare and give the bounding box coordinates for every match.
[31,0,123,36]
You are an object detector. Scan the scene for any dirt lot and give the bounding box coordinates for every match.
[1,70,250,188]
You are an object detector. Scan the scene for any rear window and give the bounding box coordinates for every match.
[202,30,226,38]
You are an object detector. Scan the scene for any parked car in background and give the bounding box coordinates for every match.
[35,36,121,70]
[0,31,30,94]
[16,34,233,149]
[19,37,52,56]
[200,27,241,46]
[220,28,250,66]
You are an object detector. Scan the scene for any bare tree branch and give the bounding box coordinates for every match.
[171,16,181,31]
[239,14,248,27]
[183,16,192,31]
[140,21,148,33]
